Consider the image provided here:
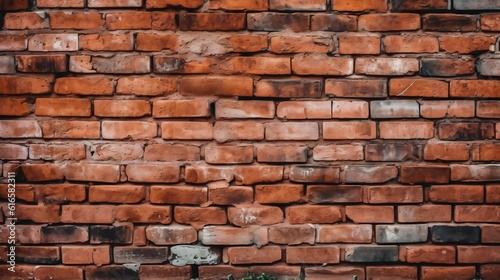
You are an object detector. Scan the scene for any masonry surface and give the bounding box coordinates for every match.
[0,0,499,279]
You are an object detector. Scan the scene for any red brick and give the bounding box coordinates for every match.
[91,144,143,161]
[392,0,447,10]
[366,143,420,162]
[17,205,60,223]
[255,184,304,204]
[126,164,180,183]
[15,246,60,264]
[29,34,78,51]
[265,122,319,140]
[440,36,496,54]
[0,98,30,116]
[101,121,156,140]
[313,144,364,161]
[424,141,470,161]
[106,12,151,30]
[153,99,209,118]
[94,100,151,118]
[356,58,419,76]
[80,33,133,51]
[4,12,48,29]
[305,266,366,279]
[72,55,150,74]
[62,163,120,183]
[421,266,476,280]
[423,14,477,32]
[150,186,207,205]
[477,101,500,118]
[34,266,83,280]
[35,98,90,117]
[451,80,500,98]
[332,100,369,119]
[62,245,110,265]
[117,77,177,96]
[0,34,27,51]
[311,14,357,31]
[287,246,340,264]
[486,185,500,203]
[174,206,227,228]
[334,0,387,11]
[383,35,439,53]
[307,185,362,204]
[37,0,83,7]
[0,120,41,138]
[269,224,314,245]
[205,145,253,164]
[234,166,283,185]
[16,55,66,73]
[247,13,309,32]
[439,123,494,141]
[420,100,475,118]
[399,205,452,223]
[0,144,28,160]
[161,122,213,140]
[146,225,197,245]
[455,205,500,223]
[339,34,380,54]
[60,205,114,224]
[428,185,484,203]
[214,121,263,142]
[482,225,500,242]
[36,184,86,204]
[256,79,322,98]
[458,246,500,263]
[482,14,500,31]
[200,226,267,246]
[210,0,267,10]
[256,145,308,163]
[420,58,475,77]
[325,79,387,98]
[136,33,178,52]
[364,185,423,204]
[366,266,418,280]
[232,56,290,75]
[210,186,253,205]
[403,245,456,264]
[0,76,51,94]
[228,34,268,52]
[18,164,63,182]
[116,204,171,224]
[323,121,376,140]
[359,14,420,31]
[146,0,204,8]
[317,224,372,243]
[55,77,114,95]
[199,265,249,279]
[88,0,142,7]
[229,206,283,226]
[180,13,245,31]
[270,35,333,54]
[153,56,210,74]
[277,101,330,119]
[289,165,340,183]
[216,100,275,119]
[380,121,434,139]
[185,166,234,184]
[145,144,200,162]
[400,165,451,184]
[292,55,353,76]
[49,11,103,29]
[346,206,394,223]
[0,0,29,10]
[287,205,341,224]
[227,246,281,264]
[180,76,253,97]
[271,0,325,10]
[89,185,144,204]
[481,265,500,280]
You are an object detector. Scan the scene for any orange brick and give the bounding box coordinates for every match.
[89,185,144,204]
[41,121,100,139]
[210,0,267,10]
[102,121,156,140]
[214,121,264,142]
[339,34,380,54]
[0,98,30,116]
[80,33,134,51]
[286,246,340,264]
[180,76,253,97]
[333,0,387,11]
[94,100,151,118]
[49,11,103,29]
[126,164,180,183]
[270,35,333,54]
[55,77,114,95]
[228,34,268,52]
[399,205,452,223]
[4,12,48,29]
[323,121,376,140]
[180,13,245,31]
[227,246,281,264]
[265,122,319,140]
[162,122,213,140]
[292,55,353,76]
[61,205,115,224]
[136,33,178,51]
[380,121,434,139]
[205,145,254,164]
[62,246,110,265]
[420,101,475,118]
[35,98,91,117]
[359,14,420,31]
[232,56,290,75]
[117,77,177,96]
[440,36,496,54]
[383,35,439,53]
[0,76,51,94]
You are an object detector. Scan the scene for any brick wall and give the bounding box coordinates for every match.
[0,0,499,279]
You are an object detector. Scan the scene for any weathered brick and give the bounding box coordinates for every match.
[210,0,267,10]
[29,34,78,51]
[420,58,475,77]
[392,0,447,11]
[61,205,115,224]
[305,267,366,279]
[270,35,333,53]
[205,145,253,164]
[62,245,110,265]
[371,100,419,119]
[325,79,387,98]
[366,143,420,161]
[389,78,449,98]
[456,205,500,222]
[228,246,281,264]
[423,14,477,32]
[345,245,399,262]
[180,13,245,31]
[317,224,372,243]
[90,223,133,244]
[0,34,27,51]
[94,100,151,118]
[399,205,452,223]
[137,34,178,52]
[228,206,283,226]
[216,100,275,119]
[289,165,340,183]
[420,100,475,118]
[440,36,496,54]
[154,56,209,74]
[210,186,253,205]
[402,245,456,264]
[214,121,263,142]
[323,121,376,140]
[151,185,207,205]
[376,225,428,244]
[42,226,88,244]
[1,120,42,138]
[269,224,315,245]
[431,225,480,244]
[482,14,500,31]
[88,0,142,7]
[358,14,420,31]
[439,123,495,141]
[477,59,500,77]
[153,99,210,118]
[55,77,114,95]
[37,0,83,7]
[0,144,28,160]
[383,35,439,53]
[287,205,342,224]
[255,184,304,204]
[421,267,476,280]
[126,164,180,183]
[451,80,500,98]
[366,266,418,280]
[292,55,353,76]
[36,184,86,204]
[265,122,319,140]
[180,76,253,97]
[307,185,362,203]
[380,121,435,139]
[356,58,419,76]
[174,206,227,228]
[428,185,484,203]
[228,34,268,52]
[4,12,48,29]
[346,206,394,223]
[116,204,172,224]
[364,185,423,204]
[0,76,51,94]
[345,165,398,183]
[248,13,309,32]
[49,11,103,29]
[146,0,204,8]
[287,246,340,264]
[311,14,357,31]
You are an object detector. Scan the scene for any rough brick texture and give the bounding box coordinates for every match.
[0,1,499,279]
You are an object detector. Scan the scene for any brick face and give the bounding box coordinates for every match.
[1,0,499,275]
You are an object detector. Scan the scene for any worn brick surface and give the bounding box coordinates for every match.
[1,0,499,275]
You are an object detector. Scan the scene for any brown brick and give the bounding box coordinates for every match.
[440,36,496,54]
[310,14,357,31]
[392,0,447,11]
[334,0,387,11]
[256,79,322,98]
[180,76,253,97]
[399,205,452,223]
[325,79,387,98]
[153,99,210,118]
[0,34,27,51]
[339,34,381,54]
[228,34,268,52]
[210,186,253,205]
[4,12,48,29]
[228,246,281,264]
[270,35,333,54]
[210,0,267,10]
[180,13,245,31]
[255,184,304,204]
[383,35,439,53]
[88,0,142,7]
[428,185,484,203]
[359,14,420,31]
[146,0,204,8]
[423,14,477,32]
[232,56,290,75]
[248,13,309,32]
[400,165,451,184]
[174,206,227,228]
[89,185,144,204]
[420,58,475,77]
[439,123,495,140]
